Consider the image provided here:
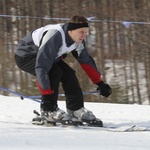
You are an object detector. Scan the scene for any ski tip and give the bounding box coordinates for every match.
[20,96,24,100]
[33,110,40,116]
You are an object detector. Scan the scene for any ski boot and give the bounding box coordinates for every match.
[68,107,103,127]
[32,108,73,126]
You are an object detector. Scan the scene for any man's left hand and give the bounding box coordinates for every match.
[97,81,112,97]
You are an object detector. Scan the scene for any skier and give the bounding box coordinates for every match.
[15,15,112,126]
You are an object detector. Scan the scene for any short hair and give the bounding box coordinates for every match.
[69,15,88,24]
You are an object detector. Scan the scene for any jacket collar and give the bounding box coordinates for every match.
[62,23,74,47]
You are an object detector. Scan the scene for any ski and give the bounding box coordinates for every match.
[32,110,150,132]
[31,121,150,132]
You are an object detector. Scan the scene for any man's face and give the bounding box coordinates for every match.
[68,27,89,43]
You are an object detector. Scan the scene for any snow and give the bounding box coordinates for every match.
[0,95,150,150]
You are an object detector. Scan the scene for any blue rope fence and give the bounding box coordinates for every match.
[0,14,150,28]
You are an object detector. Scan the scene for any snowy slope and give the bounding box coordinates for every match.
[0,95,150,150]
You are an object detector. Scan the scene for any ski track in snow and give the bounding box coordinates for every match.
[0,95,150,150]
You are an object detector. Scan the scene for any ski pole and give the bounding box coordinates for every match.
[0,86,43,104]
[0,86,100,104]
[29,90,100,99]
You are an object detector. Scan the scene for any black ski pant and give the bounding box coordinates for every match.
[15,54,84,111]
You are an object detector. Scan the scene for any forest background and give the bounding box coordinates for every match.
[0,0,149,104]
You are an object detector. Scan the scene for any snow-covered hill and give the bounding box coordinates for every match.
[0,95,150,150]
